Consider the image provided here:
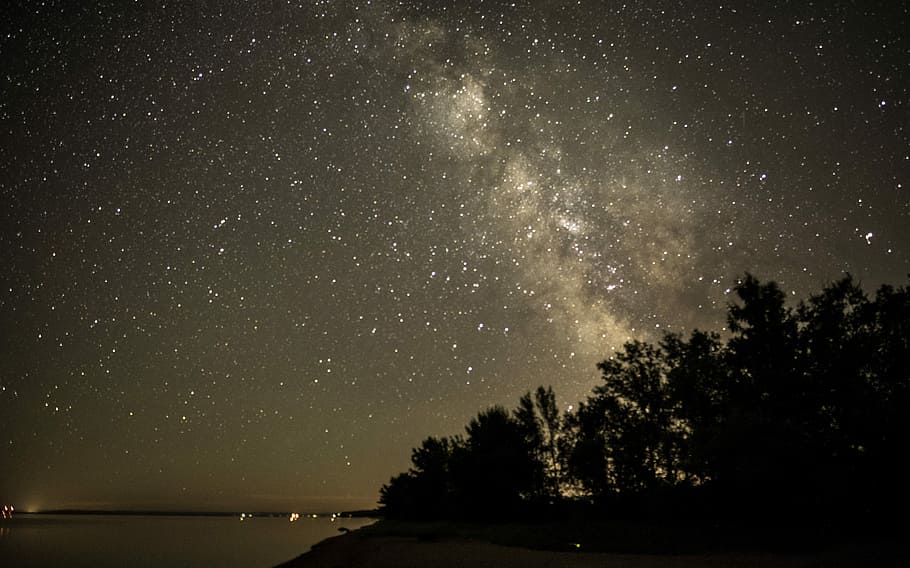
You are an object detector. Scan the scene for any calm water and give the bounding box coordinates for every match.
[0,513,375,568]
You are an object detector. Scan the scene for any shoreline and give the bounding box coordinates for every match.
[274,521,884,568]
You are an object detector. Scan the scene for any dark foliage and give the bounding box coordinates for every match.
[379,402,552,519]
[380,274,910,526]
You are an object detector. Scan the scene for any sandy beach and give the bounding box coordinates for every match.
[276,529,825,568]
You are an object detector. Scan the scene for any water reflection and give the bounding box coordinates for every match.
[0,514,376,568]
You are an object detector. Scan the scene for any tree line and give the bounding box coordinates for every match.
[378,274,910,524]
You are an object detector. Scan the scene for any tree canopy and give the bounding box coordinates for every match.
[379,274,910,524]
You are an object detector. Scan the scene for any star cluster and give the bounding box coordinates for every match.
[1,1,907,511]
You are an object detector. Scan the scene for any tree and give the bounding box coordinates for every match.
[726,274,800,408]
[378,471,419,518]
[535,386,563,495]
[796,275,872,507]
[379,274,910,525]
[514,386,562,501]
[862,280,910,516]
[662,330,726,485]
[378,435,458,518]
[452,405,539,515]
[566,341,682,499]
[708,275,806,512]
[379,400,550,519]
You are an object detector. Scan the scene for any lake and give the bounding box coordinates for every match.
[0,513,376,567]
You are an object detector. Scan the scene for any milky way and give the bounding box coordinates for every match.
[1,1,907,511]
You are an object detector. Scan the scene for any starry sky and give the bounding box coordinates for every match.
[1,1,907,513]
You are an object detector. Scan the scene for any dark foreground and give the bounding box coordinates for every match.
[276,520,901,568]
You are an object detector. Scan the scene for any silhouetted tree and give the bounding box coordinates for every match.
[378,471,419,518]
[662,329,726,485]
[380,274,910,525]
[378,435,458,519]
[566,341,682,499]
[862,280,910,517]
[535,386,563,495]
[793,275,873,512]
[563,396,611,498]
[380,401,553,519]
[451,405,539,516]
[514,386,562,501]
[716,275,806,512]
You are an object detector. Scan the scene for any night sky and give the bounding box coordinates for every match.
[2,1,907,513]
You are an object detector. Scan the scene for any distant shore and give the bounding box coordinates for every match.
[27,509,378,518]
[276,520,896,568]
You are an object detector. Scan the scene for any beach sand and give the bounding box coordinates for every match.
[276,530,822,568]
